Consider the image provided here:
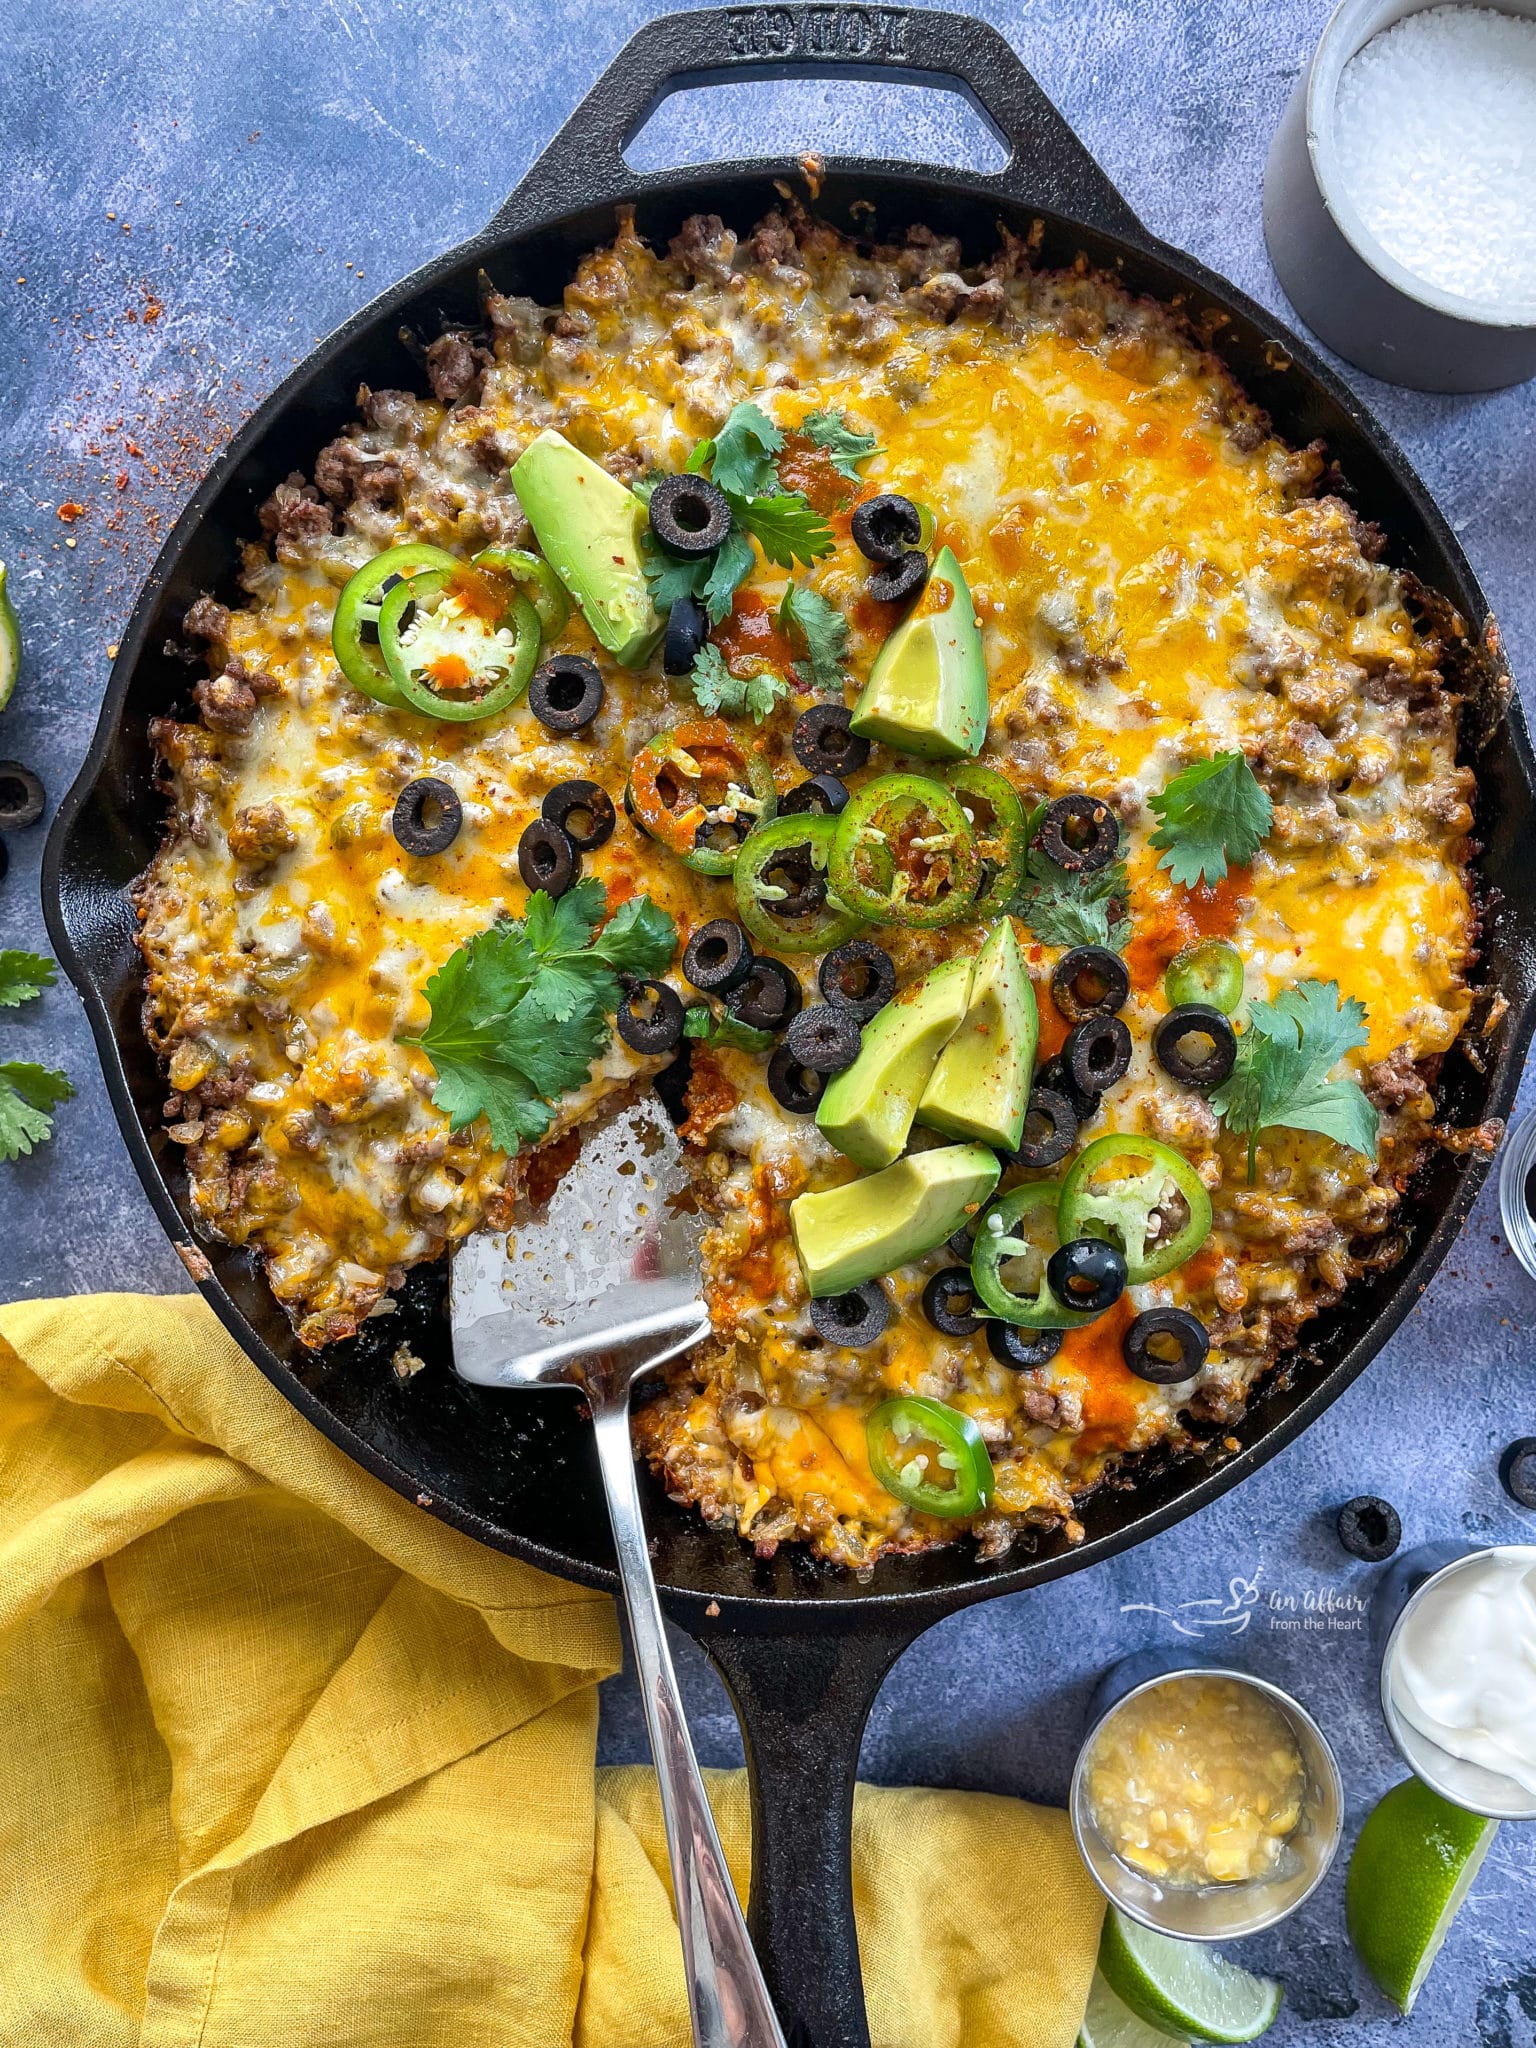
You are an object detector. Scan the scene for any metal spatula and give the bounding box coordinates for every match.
[451,1096,787,2048]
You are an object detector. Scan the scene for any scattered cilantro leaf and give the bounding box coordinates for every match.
[684,439,714,475]
[1148,752,1272,890]
[1010,847,1131,952]
[0,1062,73,1162]
[1210,978,1377,1182]
[726,490,834,569]
[683,1003,776,1053]
[688,641,790,724]
[778,583,849,692]
[0,950,56,1009]
[702,529,756,624]
[705,402,783,497]
[801,408,881,479]
[640,535,709,613]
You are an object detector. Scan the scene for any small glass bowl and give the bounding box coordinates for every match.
[1497,1111,1536,1282]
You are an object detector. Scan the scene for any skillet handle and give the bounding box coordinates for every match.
[492,3,1141,238]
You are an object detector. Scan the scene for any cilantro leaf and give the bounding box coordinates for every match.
[801,408,880,479]
[589,893,679,979]
[683,1003,776,1053]
[640,536,710,612]
[726,491,834,569]
[1148,752,1272,890]
[1210,978,1377,1181]
[0,950,56,1009]
[1010,847,1131,952]
[702,529,756,624]
[779,582,849,692]
[688,642,790,724]
[0,1062,73,1162]
[705,402,783,497]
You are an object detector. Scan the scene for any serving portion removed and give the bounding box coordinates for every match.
[136,204,1483,1571]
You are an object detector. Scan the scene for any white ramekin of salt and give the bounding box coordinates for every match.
[1265,0,1536,390]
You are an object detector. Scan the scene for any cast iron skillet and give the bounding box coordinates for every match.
[44,9,1536,2042]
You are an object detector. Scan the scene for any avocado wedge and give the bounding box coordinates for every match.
[791,1144,1003,1298]
[849,545,987,760]
[815,953,974,1171]
[509,429,663,666]
[917,920,1038,1151]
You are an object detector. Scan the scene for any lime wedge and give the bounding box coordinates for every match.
[1345,1777,1498,2013]
[0,563,19,711]
[1098,1909,1283,2043]
[1079,1966,1193,2046]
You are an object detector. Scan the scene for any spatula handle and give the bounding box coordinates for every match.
[591,1394,788,2048]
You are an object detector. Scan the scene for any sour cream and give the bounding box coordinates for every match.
[1388,1546,1536,1797]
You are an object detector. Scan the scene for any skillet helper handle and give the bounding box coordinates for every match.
[493,3,1140,238]
[590,1393,788,2048]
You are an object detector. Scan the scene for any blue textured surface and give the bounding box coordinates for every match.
[2,3,1534,2041]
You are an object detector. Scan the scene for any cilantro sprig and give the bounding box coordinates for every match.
[1149,752,1273,890]
[801,408,881,480]
[0,949,57,1009]
[688,642,789,725]
[778,582,849,693]
[1009,808,1132,953]
[0,950,72,1163]
[399,882,676,1157]
[683,1002,775,1053]
[1210,979,1378,1182]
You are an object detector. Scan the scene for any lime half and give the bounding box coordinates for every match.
[1345,1778,1498,2013]
[0,563,19,711]
[1079,1966,1192,2047]
[1098,1909,1282,2043]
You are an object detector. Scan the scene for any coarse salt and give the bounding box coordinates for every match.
[1334,4,1536,308]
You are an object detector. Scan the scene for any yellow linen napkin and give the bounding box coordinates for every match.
[0,1293,1103,2048]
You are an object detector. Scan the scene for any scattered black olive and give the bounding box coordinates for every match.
[1065,1015,1133,1098]
[1037,1054,1098,1126]
[616,978,686,1055]
[694,814,751,863]
[766,1044,825,1114]
[682,918,755,996]
[922,1267,985,1337]
[648,473,733,559]
[784,1004,862,1075]
[1336,1495,1402,1563]
[869,550,929,606]
[948,1217,980,1264]
[780,773,851,817]
[819,939,895,1022]
[987,1321,1063,1370]
[727,955,803,1033]
[1036,792,1119,874]
[754,839,827,919]
[1046,1237,1127,1315]
[529,653,604,734]
[850,493,923,564]
[1153,1005,1238,1090]
[1122,1307,1210,1384]
[0,762,46,833]
[1499,1438,1536,1509]
[1051,944,1130,1022]
[541,779,615,852]
[663,593,709,676]
[517,817,579,897]
[792,703,871,778]
[392,776,463,856]
[1009,1086,1078,1169]
[809,1281,892,1349]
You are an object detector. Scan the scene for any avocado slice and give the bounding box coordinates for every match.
[849,545,988,761]
[509,429,663,667]
[792,1144,1002,1298]
[815,953,974,1171]
[917,920,1038,1151]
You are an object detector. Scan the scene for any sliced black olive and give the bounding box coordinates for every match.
[529,653,604,734]
[1065,1015,1132,1098]
[869,550,929,606]
[0,762,46,833]
[987,1321,1062,1370]
[754,839,826,919]
[1051,944,1129,1022]
[792,703,871,778]
[766,1044,825,1114]
[392,776,462,856]
[1123,1307,1209,1384]
[1009,1086,1077,1169]
[850,493,923,564]
[922,1267,984,1337]
[948,1216,980,1264]
[1153,1005,1238,1091]
[1336,1495,1402,1563]
[1036,793,1119,874]
[1036,1054,1098,1126]
[819,940,895,1022]
[616,978,685,1054]
[517,817,579,897]
[1499,1437,1536,1509]
[809,1281,891,1348]
[783,1004,861,1075]
[682,918,754,996]
[648,473,732,559]
[727,955,803,1033]
[779,773,850,817]
[663,593,708,676]
[1046,1237,1127,1315]
[694,814,751,863]
[541,779,615,852]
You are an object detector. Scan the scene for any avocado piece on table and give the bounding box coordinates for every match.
[917,920,1038,1151]
[792,1144,1003,1298]
[509,429,663,666]
[848,545,987,760]
[815,952,974,1171]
